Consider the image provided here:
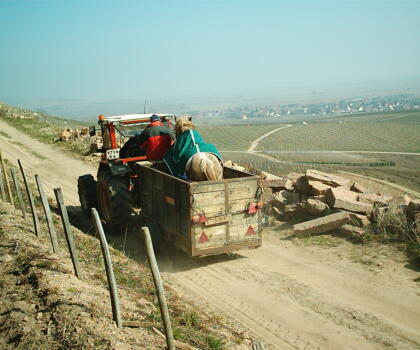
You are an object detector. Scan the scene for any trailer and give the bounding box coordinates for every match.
[78,112,263,257]
[135,161,263,256]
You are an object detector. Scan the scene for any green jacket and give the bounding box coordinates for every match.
[163,129,222,180]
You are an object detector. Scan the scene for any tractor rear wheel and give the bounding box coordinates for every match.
[97,171,131,235]
[78,174,97,216]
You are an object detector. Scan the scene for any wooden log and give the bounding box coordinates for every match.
[293,211,350,235]
[35,175,59,253]
[10,168,26,218]
[0,150,14,205]
[18,160,41,237]
[54,188,82,279]
[91,208,122,328]
[141,226,175,350]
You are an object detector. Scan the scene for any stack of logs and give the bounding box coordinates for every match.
[226,162,420,237]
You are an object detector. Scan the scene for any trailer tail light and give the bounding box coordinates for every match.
[198,231,209,243]
[246,225,256,236]
[248,202,257,214]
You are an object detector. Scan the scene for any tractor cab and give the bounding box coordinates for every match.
[92,113,176,164]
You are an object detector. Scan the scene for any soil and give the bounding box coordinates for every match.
[1,119,420,350]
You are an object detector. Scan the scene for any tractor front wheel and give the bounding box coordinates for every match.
[97,171,131,235]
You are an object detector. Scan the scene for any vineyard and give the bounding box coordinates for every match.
[199,124,279,151]
[201,111,420,192]
[257,120,420,152]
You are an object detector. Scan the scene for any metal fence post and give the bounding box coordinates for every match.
[54,188,82,279]
[18,159,41,237]
[0,150,14,205]
[10,168,26,218]
[35,175,59,253]
[91,208,122,328]
[141,226,175,350]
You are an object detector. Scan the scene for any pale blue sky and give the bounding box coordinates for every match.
[1,0,420,102]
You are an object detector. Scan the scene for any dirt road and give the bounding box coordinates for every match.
[1,119,419,350]
[247,125,293,153]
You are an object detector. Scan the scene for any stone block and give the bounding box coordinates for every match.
[358,193,393,206]
[293,211,349,235]
[305,198,329,216]
[348,212,371,226]
[325,187,358,207]
[309,180,332,195]
[350,182,368,193]
[326,188,372,214]
[306,169,350,187]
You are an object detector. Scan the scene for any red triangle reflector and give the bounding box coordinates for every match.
[246,225,256,235]
[248,202,257,214]
[198,231,209,243]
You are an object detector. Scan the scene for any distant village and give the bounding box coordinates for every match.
[194,93,420,120]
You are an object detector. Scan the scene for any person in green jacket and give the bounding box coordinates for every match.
[163,118,223,181]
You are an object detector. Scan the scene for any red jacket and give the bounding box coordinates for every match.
[137,121,174,160]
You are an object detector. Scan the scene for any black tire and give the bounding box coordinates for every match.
[78,174,97,216]
[97,170,131,235]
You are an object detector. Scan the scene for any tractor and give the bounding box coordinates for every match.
[78,113,176,235]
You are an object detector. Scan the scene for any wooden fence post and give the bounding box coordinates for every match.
[54,188,82,279]
[91,208,122,328]
[141,226,175,350]
[10,168,26,218]
[18,159,41,237]
[0,150,14,206]
[35,175,59,253]
[0,167,6,201]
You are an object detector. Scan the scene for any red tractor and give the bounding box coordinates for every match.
[78,113,176,235]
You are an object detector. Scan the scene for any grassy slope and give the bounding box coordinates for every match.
[0,196,245,349]
[0,104,92,157]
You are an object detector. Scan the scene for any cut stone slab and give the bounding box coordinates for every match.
[348,212,371,226]
[293,211,349,235]
[306,169,350,187]
[326,188,372,214]
[334,198,373,214]
[350,182,368,193]
[310,195,327,203]
[262,175,293,190]
[358,193,393,206]
[309,180,332,196]
[305,198,329,216]
[325,187,359,207]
